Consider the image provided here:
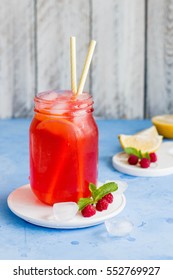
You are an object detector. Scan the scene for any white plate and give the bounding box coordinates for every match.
[7,184,126,229]
[112,142,173,177]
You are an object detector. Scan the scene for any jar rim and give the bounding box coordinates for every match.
[35,90,93,104]
[34,90,94,116]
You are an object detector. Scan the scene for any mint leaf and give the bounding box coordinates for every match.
[124,147,151,160]
[144,152,150,160]
[124,147,139,157]
[93,182,118,203]
[89,183,97,196]
[139,150,143,159]
[77,198,93,211]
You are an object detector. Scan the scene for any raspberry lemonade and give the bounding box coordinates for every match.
[29,90,98,205]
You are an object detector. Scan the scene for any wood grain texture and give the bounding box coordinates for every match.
[1,0,173,119]
[0,0,13,118]
[147,0,173,117]
[37,0,90,94]
[0,0,36,118]
[91,0,145,118]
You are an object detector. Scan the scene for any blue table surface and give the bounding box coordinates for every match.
[0,118,173,260]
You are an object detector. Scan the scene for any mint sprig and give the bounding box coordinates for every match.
[77,182,118,210]
[78,198,93,211]
[144,152,150,160]
[124,147,151,160]
[92,182,118,203]
[89,183,97,194]
[124,147,142,158]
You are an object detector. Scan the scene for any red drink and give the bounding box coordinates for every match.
[29,90,98,205]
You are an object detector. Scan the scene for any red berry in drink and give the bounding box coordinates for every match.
[96,198,109,211]
[103,193,114,203]
[149,152,157,162]
[140,158,150,168]
[81,205,96,217]
[128,155,139,165]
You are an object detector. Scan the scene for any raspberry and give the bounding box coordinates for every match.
[140,158,150,168]
[128,155,139,165]
[81,204,96,217]
[103,193,114,203]
[149,152,157,162]
[96,198,109,211]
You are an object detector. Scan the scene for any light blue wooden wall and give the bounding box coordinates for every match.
[0,0,173,119]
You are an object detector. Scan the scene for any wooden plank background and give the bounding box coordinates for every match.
[0,0,172,119]
[147,0,173,117]
[0,0,36,118]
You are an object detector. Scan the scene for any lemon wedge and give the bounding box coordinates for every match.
[135,126,159,137]
[152,115,173,138]
[118,126,163,153]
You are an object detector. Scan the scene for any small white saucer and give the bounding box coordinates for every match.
[112,142,173,177]
[7,184,126,229]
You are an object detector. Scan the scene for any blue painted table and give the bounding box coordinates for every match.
[0,119,173,260]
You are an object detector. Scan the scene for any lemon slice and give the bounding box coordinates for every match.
[118,126,163,153]
[152,115,173,139]
[135,126,159,137]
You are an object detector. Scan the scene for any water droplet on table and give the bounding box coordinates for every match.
[71,241,79,245]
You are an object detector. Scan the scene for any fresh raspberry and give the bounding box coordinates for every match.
[96,198,109,211]
[128,154,139,165]
[149,152,157,162]
[103,193,114,203]
[140,158,150,168]
[81,204,96,217]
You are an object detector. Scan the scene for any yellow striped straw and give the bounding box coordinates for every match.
[77,40,96,95]
[70,36,77,94]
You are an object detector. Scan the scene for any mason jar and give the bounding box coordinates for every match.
[29,90,98,205]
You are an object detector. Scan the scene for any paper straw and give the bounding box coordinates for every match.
[77,40,96,95]
[70,36,77,94]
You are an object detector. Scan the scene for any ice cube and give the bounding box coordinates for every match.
[50,102,70,115]
[42,91,59,101]
[105,180,128,195]
[105,217,134,237]
[76,92,89,100]
[53,202,78,221]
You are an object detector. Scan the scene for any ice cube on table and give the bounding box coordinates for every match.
[53,202,78,221]
[105,217,133,237]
